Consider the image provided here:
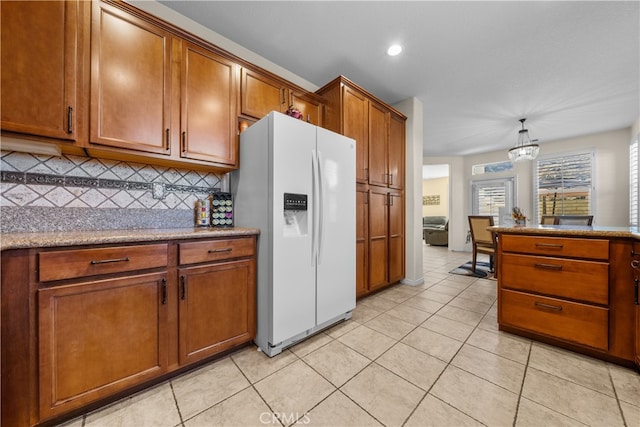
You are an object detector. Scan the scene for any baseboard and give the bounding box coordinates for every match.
[401,277,425,286]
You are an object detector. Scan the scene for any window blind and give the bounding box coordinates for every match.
[631,136,638,227]
[471,178,515,223]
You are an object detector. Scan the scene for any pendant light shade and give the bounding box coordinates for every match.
[508,118,540,162]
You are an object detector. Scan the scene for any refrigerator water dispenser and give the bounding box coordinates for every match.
[283,193,308,237]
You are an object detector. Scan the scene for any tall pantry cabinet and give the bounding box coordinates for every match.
[317,76,406,297]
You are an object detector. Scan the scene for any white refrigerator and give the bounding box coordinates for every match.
[231,111,356,356]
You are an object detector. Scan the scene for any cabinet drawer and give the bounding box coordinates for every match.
[501,235,609,260]
[38,244,168,282]
[501,253,609,305]
[179,237,255,265]
[500,289,608,351]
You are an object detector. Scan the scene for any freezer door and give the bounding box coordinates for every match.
[270,113,317,344]
[315,127,356,324]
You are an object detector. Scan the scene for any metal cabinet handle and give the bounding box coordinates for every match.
[161,278,167,305]
[181,131,186,153]
[535,243,563,249]
[67,106,73,134]
[90,257,130,265]
[634,278,639,305]
[389,173,393,185]
[208,248,232,253]
[166,128,170,151]
[180,275,186,300]
[534,301,563,311]
[534,263,563,271]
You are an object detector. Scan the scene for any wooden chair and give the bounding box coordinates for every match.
[540,215,557,225]
[555,215,593,225]
[468,216,496,274]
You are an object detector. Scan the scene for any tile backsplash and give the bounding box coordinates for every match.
[0,151,223,233]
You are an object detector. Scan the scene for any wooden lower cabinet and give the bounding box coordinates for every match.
[38,272,169,419]
[178,259,255,365]
[356,184,369,297]
[633,241,640,369]
[1,235,257,426]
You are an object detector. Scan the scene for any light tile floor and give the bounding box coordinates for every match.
[60,245,640,427]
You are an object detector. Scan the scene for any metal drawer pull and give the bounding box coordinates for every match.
[533,262,563,271]
[208,248,232,253]
[534,301,563,311]
[535,243,563,249]
[90,257,130,265]
[161,278,167,305]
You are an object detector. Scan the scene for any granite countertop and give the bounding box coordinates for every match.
[490,224,640,239]
[0,227,260,251]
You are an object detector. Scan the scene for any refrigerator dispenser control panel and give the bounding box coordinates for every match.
[284,193,307,211]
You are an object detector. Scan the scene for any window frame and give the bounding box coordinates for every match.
[470,176,517,225]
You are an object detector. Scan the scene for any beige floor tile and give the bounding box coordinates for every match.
[428,283,466,297]
[337,324,396,360]
[364,312,416,340]
[405,394,482,427]
[620,401,640,427]
[351,303,383,323]
[420,314,475,342]
[289,332,333,358]
[451,344,526,393]
[443,273,477,285]
[522,367,624,426]
[435,305,484,327]
[303,340,370,387]
[528,343,614,396]
[402,327,463,363]
[183,387,273,426]
[385,303,433,325]
[431,365,519,426]
[459,287,497,305]
[466,328,531,364]
[305,391,383,427]
[515,397,587,426]
[376,287,415,303]
[84,383,181,427]
[608,363,640,406]
[324,319,360,338]
[341,363,425,427]
[358,294,398,312]
[415,289,455,304]
[402,296,445,313]
[254,360,335,423]
[172,357,250,420]
[477,314,499,333]
[447,295,492,314]
[231,346,298,383]
[55,416,84,427]
[377,342,447,390]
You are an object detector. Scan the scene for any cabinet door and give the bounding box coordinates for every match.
[369,187,389,291]
[389,191,405,284]
[633,242,640,369]
[368,102,389,187]
[342,86,369,183]
[241,68,286,119]
[356,184,369,297]
[38,272,168,419]
[389,114,405,190]
[1,0,85,142]
[90,1,171,154]
[181,42,238,166]
[178,259,255,365]
[289,91,322,126]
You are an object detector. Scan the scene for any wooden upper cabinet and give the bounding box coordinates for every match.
[289,91,323,126]
[342,86,369,183]
[389,113,405,190]
[241,68,286,120]
[181,42,238,166]
[90,1,171,154]
[368,102,389,187]
[1,0,88,143]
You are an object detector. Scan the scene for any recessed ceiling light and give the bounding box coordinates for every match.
[387,44,402,56]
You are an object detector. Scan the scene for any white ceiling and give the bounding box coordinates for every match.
[158,1,639,158]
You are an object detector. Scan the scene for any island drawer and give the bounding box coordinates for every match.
[500,235,609,260]
[38,244,168,282]
[500,253,609,305]
[179,237,255,265]
[500,289,608,351]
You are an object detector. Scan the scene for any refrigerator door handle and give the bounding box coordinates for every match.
[311,149,319,266]
[317,150,324,265]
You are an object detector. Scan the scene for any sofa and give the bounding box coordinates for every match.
[423,216,449,246]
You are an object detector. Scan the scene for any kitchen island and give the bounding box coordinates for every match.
[491,224,639,371]
[1,227,259,426]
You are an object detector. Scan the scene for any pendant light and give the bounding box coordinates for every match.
[508,118,540,162]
